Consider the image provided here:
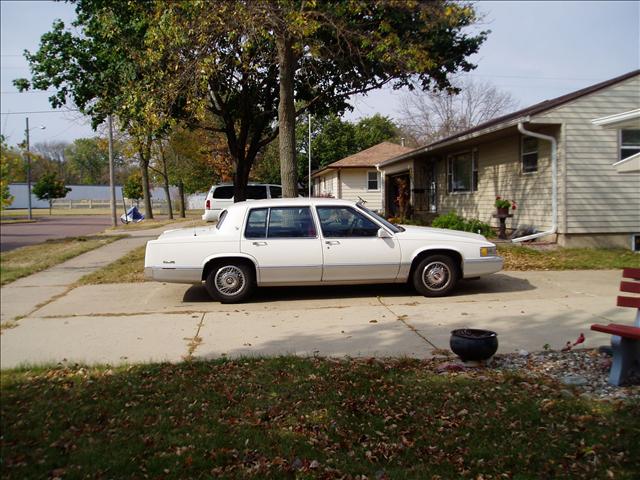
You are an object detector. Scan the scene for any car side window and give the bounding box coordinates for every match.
[245,208,268,238]
[212,186,234,199]
[269,186,282,198]
[267,207,316,238]
[316,207,379,238]
[246,185,268,200]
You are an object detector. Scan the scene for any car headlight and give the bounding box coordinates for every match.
[480,246,497,257]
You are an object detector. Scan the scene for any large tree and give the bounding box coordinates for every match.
[16,1,485,202]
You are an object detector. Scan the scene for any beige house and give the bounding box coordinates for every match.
[311,142,413,211]
[380,70,640,249]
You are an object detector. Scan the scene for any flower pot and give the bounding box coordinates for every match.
[496,207,509,216]
[450,329,498,362]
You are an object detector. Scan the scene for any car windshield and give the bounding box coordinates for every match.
[356,204,404,233]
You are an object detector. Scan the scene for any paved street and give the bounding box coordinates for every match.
[0,215,113,251]
[1,260,629,368]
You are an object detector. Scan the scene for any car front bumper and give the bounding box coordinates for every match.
[462,257,503,278]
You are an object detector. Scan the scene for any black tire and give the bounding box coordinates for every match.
[412,254,459,297]
[205,261,254,303]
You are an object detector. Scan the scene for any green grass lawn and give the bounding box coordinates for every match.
[0,236,124,286]
[75,245,147,285]
[1,358,638,479]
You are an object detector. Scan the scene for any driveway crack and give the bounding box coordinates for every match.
[184,312,206,360]
[376,297,440,350]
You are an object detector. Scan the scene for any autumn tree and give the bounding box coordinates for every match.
[32,173,71,214]
[398,78,519,145]
[1,136,23,209]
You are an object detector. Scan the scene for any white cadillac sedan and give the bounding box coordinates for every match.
[145,198,502,303]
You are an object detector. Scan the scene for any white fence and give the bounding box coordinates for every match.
[7,183,184,209]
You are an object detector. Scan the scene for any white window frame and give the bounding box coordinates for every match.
[521,136,539,174]
[447,149,478,194]
[620,129,640,161]
[367,171,380,191]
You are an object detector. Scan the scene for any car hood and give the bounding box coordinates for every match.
[397,225,489,243]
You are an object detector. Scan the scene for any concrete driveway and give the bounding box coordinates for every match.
[1,215,113,251]
[1,269,630,369]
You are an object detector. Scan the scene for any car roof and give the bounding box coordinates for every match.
[225,197,357,211]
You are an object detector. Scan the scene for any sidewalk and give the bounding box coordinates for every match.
[1,264,630,369]
[0,221,197,324]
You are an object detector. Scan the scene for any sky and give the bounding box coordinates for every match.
[1,0,639,147]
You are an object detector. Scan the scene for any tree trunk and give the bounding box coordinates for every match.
[232,153,250,203]
[178,180,186,218]
[159,145,173,219]
[139,149,153,220]
[277,35,298,198]
[49,199,52,215]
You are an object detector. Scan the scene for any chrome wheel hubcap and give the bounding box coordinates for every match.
[422,261,451,291]
[215,266,245,296]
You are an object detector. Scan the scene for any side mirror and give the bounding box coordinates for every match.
[377,228,392,239]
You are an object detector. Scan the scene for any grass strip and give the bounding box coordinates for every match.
[1,358,638,479]
[75,245,147,285]
[0,235,124,286]
[499,245,640,271]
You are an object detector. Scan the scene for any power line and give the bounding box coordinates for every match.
[0,109,81,115]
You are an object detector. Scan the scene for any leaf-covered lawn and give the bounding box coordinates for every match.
[2,358,638,479]
[499,246,639,271]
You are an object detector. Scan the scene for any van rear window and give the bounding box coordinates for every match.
[212,186,234,199]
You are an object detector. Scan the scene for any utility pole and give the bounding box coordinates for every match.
[25,117,32,220]
[107,115,117,226]
[308,113,312,198]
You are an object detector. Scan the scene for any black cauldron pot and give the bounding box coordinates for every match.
[450,329,498,362]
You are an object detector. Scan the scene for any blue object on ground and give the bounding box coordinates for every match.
[120,206,145,223]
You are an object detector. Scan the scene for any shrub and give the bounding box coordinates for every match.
[431,210,493,237]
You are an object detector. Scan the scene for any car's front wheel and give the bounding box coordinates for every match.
[412,254,459,297]
[205,261,254,303]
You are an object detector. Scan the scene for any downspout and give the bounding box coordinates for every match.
[512,121,557,243]
[376,163,384,212]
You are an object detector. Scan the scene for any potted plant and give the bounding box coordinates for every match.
[450,328,498,362]
[495,196,517,216]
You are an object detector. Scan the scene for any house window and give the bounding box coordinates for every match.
[521,137,538,173]
[620,129,640,160]
[447,150,477,193]
[367,171,380,190]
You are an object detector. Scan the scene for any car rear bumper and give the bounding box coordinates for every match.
[144,267,201,284]
[462,257,503,278]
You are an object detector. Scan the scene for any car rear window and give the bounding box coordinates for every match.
[267,207,316,238]
[212,186,233,199]
[216,210,227,229]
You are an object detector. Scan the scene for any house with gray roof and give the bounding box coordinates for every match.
[380,70,640,249]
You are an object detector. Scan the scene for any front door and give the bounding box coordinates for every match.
[241,206,323,285]
[315,206,401,282]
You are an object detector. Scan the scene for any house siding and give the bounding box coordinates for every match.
[340,169,383,210]
[535,75,640,235]
[435,127,559,232]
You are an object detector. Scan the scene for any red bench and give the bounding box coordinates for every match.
[590,268,640,386]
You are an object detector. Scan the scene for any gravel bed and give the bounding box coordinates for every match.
[490,348,640,400]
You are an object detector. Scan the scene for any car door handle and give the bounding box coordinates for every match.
[325,241,341,245]
[252,241,268,246]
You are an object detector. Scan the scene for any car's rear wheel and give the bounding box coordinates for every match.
[205,261,254,303]
[412,254,459,297]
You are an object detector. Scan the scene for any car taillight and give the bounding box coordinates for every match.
[206,199,210,209]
